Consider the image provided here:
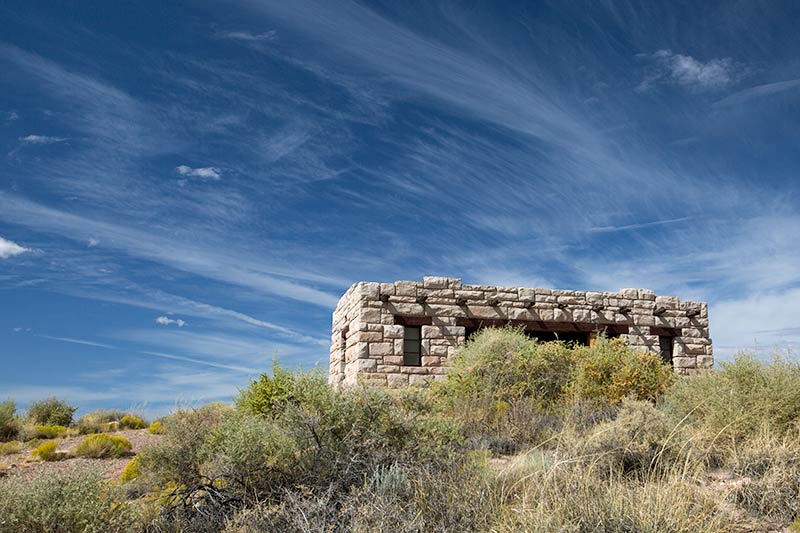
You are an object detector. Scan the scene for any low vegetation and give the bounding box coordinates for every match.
[3,328,800,532]
[75,434,133,458]
[32,441,63,462]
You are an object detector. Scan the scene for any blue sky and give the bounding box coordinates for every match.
[2,1,799,415]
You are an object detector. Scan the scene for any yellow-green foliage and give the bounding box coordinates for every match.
[32,424,68,439]
[0,440,21,455]
[665,352,800,443]
[147,421,166,434]
[120,456,142,483]
[570,337,675,405]
[75,433,132,458]
[0,466,139,532]
[32,440,63,462]
[120,414,146,430]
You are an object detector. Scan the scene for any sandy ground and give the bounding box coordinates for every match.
[0,429,163,481]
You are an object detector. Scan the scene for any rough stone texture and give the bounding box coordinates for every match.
[329,277,713,387]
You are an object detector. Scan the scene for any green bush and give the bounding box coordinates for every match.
[75,409,126,434]
[119,414,146,430]
[0,441,21,455]
[32,441,64,462]
[0,400,18,441]
[0,466,139,532]
[75,434,132,458]
[147,421,166,434]
[664,352,800,444]
[570,337,674,405]
[27,397,77,426]
[236,365,330,417]
[31,424,68,439]
[120,456,142,483]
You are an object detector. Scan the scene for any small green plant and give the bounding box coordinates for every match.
[75,433,132,458]
[0,441,21,455]
[147,420,166,434]
[120,456,142,483]
[27,397,77,426]
[32,440,64,461]
[32,424,67,439]
[0,400,18,441]
[0,466,139,531]
[119,414,146,429]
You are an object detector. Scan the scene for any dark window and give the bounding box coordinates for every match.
[403,326,421,366]
[659,336,674,365]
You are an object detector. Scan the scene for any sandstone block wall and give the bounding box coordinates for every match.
[329,276,712,388]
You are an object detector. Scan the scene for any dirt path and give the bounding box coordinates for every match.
[0,429,163,481]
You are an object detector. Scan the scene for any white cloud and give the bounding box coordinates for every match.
[638,50,737,91]
[87,238,100,247]
[218,30,277,42]
[4,111,18,122]
[18,134,67,144]
[176,165,222,180]
[156,316,187,327]
[0,236,30,259]
[714,78,800,108]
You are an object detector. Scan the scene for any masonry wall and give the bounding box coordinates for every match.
[329,276,712,388]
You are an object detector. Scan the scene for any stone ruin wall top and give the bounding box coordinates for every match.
[329,276,712,388]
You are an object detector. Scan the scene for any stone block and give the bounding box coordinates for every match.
[360,308,382,323]
[389,302,425,315]
[395,281,417,296]
[423,276,450,289]
[619,288,639,299]
[638,289,656,300]
[518,287,536,302]
[355,282,380,300]
[383,355,404,365]
[673,356,696,369]
[383,325,404,338]
[465,305,504,319]
[409,374,434,386]
[353,358,377,372]
[422,356,443,366]
[387,373,409,388]
[379,283,395,296]
[369,342,393,356]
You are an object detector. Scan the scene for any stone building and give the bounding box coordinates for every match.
[329,276,712,388]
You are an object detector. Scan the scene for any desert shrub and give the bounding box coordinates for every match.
[75,433,132,458]
[120,414,146,430]
[137,403,233,487]
[559,398,695,478]
[143,372,462,530]
[570,337,675,405]
[0,400,18,441]
[147,420,166,434]
[32,441,64,462]
[0,441,21,455]
[727,435,800,521]
[236,364,331,417]
[31,424,67,439]
[664,352,800,445]
[0,466,139,532]
[493,452,732,532]
[430,328,575,450]
[120,456,142,483]
[75,409,126,434]
[27,397,77,426]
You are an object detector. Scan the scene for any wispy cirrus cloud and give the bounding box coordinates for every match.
[714,78,800,107]
[156,316,186,327]
[18,134,67,145]
[176,165,222,180]
[638,50,739,91]
[217,29,277,42]
[0,236,30,259]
